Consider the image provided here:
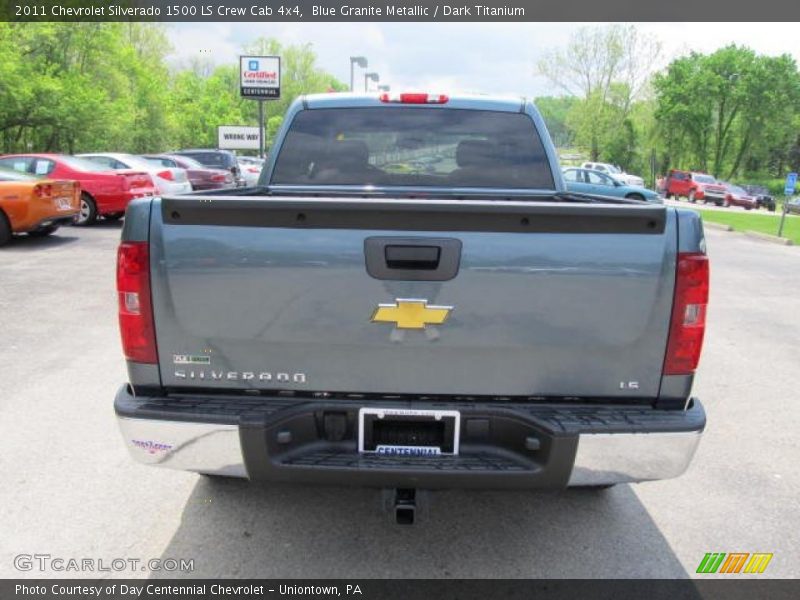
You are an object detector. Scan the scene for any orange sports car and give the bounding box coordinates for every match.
[0,167,80,246]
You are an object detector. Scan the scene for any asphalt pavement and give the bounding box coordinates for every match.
[0,220,798,578]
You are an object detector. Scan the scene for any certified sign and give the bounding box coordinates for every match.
[240,55,280,99]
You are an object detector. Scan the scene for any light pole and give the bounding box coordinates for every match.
[364,72,379,92]
[350,56,367,91]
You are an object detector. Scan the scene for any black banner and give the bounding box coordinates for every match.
[3,580,800,600]
[3,0,800,22]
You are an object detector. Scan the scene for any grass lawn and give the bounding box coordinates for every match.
[687,208,800,245]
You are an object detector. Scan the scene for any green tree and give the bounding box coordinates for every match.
[654,45,800,179]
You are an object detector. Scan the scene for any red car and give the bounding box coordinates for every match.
[720,182,758,210]
[664,169,727,205]
[142,154,235,191]
[0,154,155,225]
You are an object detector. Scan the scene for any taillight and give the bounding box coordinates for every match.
[33,183,52,198]
[117,242,157,364]
[157,169,174,181]
[247,167,260,173]
[664,252,709,375]
[379,92,449,104]
[210,174,226,182]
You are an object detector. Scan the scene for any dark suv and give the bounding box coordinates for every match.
[741,184,776,211]
[172,149,246,187]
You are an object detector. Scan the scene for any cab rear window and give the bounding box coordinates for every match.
[271,107,554,189]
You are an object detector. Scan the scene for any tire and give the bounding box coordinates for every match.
[28,224,60,237]
[715,201,723,207]
[625,193,645,201]
[104,212,124,221]
[0,210,12,246]
[688,190,696,203]
[74,193,98,226]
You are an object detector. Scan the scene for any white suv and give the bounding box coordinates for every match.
[581,162,644,187]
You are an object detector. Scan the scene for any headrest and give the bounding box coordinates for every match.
[327,139,370,170]
[456,140,495,168]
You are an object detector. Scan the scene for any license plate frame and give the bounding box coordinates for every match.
[358,407,461,456]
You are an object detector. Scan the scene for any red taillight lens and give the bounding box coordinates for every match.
[664,252,709,375]
[33,184,52,198]
[117,242,157,364]
[157,169,174,181]
[379,92,449,104]
[211,174,226,182]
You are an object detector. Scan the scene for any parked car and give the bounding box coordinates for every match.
[77,153,192,196]
[581,162,644,187]
[663,169,727,205]
[142,154,235,191]
[237,156,264,186]
[719,182,757,210]
[782,196,800,215]
[172,149,246,186]
[563,167,661,202]
[0,154,155,225]
[0,167,80,245]
[741,184,776,211]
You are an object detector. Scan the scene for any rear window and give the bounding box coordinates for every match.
[60,156,114,172]
[692,174,716,184]
[0,167,39,182]
[183,152,234,169]
[271,107,554,189]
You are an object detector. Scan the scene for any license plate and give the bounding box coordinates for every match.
[358,407,460,456]
[54,196,73,211]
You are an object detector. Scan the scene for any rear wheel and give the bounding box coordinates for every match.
[28,224,60,237]
[0,210,12,246]
[74,193,97,226]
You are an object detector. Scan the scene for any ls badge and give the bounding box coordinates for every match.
[371,298,453,330]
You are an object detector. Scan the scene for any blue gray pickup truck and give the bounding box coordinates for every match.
[114,93,709,511]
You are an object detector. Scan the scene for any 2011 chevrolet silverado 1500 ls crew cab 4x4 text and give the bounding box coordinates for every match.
[114,93,709,510]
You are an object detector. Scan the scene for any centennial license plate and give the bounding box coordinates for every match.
[358,407,460,456]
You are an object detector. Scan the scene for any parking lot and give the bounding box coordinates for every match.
[1,222,798,579]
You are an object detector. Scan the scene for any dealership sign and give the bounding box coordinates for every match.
[240,55,280,99]
[218,126,260,150]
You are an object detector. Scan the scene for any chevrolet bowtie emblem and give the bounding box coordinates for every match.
[371,299,453,330]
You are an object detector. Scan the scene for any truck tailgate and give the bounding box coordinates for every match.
[149,197,676,398]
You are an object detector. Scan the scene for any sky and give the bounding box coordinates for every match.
[166,22,800,97]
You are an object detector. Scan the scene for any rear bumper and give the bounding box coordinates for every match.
[114,385,705,489]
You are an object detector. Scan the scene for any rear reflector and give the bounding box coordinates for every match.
[663,252,709,376]
[117,241,158,364]
[379,93,449,104]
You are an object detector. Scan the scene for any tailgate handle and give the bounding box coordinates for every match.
[385,245,440,270]
[365,237,462,281]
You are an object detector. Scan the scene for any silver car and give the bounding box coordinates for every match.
[78,153,193,195]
